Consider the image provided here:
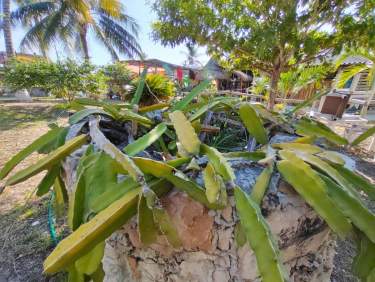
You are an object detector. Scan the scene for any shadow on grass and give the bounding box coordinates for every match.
[0,104,69,131]
[0,196,67,282]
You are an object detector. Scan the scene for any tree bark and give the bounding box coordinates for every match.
[3,0,14,58]
[79,24,90,61]
[267,69,280,110]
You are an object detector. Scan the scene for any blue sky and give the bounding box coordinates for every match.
[0,0,209,66]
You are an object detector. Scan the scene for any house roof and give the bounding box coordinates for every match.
[199,58,252,81]
[340,55,373,66]
[123,59,195,71]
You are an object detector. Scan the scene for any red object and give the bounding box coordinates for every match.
[176,67,183,81]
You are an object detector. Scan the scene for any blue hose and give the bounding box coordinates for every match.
[48,191,59,246]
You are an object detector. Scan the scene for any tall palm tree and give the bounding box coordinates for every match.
[11,0,142,61]
[2,0,15,57]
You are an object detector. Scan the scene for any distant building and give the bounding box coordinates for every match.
[123,58,197,80]
[318,55,375,117]
[197,58,253,92]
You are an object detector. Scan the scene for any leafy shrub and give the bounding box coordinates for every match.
[130,73,175,105]
[103,62,134,99]
[3,59,108,101]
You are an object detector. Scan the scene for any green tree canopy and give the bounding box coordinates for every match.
[152,0,364,109]
[3,59,108,101]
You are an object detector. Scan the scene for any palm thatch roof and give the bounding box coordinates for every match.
[198,58,253,81]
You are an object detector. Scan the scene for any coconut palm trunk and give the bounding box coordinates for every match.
[79,24,90,61]
[3,0,14,57]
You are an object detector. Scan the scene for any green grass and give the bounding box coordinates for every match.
[0,104,67,131]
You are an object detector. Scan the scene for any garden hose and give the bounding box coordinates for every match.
[47,191,59,246]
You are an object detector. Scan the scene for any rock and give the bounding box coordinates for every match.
[213,269,231,282]
[221,205,232,222]
[217,228,232,251]
[162,191,214,252]
[14,89,32,101]
[31,220,40,226]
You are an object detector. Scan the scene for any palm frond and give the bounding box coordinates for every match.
[42,5,69,46]
[91,21,119,61]
[98,0,122,18]
[336,65,369,88]
[67,0,93,23]
[334,51,359,70]
[97,8,139,37]
[11,2,55,26]
[98,14,142,58]
[20,15,52,54]
[367,64,375,88]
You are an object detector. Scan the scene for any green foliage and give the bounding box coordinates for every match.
[130,67,148,106]
[235,186,287,282]
[351,125,375,146]
[103,62,133,98]
[239,103,268,145]
[169,111,201,155]
[130,73,175,105]
[124,123,167,156]
[277,155,353,238]
[152,0,358,108]
[0,127,66,180]
[171,80,210,111]
[295,118,348,145]
[2,84,375,282]
[278,65,331,98]
[3,59,108,101]
[335,50,375,89]
[353,233,375,282]
[6,135,88,186]
[251,165,273,204]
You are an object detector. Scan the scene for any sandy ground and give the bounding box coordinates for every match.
[0,103,67,282]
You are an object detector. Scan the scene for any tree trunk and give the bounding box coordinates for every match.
[3,0,14,58]
[80,24,90,61]
[267,69,280,110]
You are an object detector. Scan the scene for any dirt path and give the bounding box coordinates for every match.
[0,103,67,282]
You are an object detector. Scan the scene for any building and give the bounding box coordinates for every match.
[123,58,197,81]
[197,59,253,92]
[318,55,375,117]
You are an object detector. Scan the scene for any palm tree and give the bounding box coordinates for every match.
[336,50,375,116]
[278,65,330,98]
[2,0,15,57]
[11,0,142,61]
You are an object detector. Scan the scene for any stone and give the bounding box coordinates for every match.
[162,191,214,252]
[221,205,232,222]
[213,269,230,282]
[217,227,232,251]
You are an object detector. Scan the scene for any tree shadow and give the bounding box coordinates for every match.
[0,104,69,131]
